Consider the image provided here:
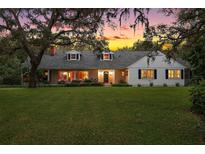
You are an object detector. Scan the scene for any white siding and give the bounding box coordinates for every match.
[128,52,186,86]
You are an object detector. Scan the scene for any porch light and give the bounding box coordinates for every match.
[63,72,68,76]
[98,71,103,75]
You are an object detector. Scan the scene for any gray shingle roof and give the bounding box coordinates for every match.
[22,51,188,69]
[23,51,149,70]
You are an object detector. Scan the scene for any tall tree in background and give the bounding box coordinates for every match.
[132,40,160,51]
[0,8,149,87]
[145,9,205,80]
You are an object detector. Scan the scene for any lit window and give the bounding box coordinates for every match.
[103,53,110,60]
[141,69,154,79]
[77,71,88,80]
[168,70,181,79]
[121,71,125,77]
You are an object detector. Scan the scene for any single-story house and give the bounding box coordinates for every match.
[22,50,191,86]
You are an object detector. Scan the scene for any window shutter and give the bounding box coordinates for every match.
[100,54,103,60]
[76,54,79,60]
[165,69,168,79]
[154,69,157,79]
[181,69,184,79]
[138,69,141,79]
[109,54,112,60]
[68,54,70,60]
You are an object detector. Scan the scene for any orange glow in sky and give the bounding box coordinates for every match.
[103,9,175,51]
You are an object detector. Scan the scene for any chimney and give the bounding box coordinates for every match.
[50,46,56,56]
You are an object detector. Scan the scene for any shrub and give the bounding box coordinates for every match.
[191,80,205,116]
[119,79,126,84]
[84,79,93,83]
[58,80,65,84]
[163,83,168,87]
[65,82,80,87]
[149,82,153,87]
[90,82,103,86]
[112,83,131,87]
[64,82,103,87]
[80,82,91,86]
[137,84,141,87]
[2,75,21,85]
[71,80,81,83]
[176,83,180,87]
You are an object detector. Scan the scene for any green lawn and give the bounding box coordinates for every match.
[0,87,201,144]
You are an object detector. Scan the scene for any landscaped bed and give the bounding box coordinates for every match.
[0,87,202,144]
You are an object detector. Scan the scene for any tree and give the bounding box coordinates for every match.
[0,54,21,85]
[0,8,149,87]
[144,9,205,61]
[132,40,160,51]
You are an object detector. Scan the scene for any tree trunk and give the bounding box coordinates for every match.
[28,65,38,88]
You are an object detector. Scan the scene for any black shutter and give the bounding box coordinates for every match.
[138,69,141,79]
[181,69,184,79]
[154,69,157,79]
[68,54,70,60]
[165,69,168,79]
[100,54,103,60]
[109,54,112,60]
[76,54,79,60]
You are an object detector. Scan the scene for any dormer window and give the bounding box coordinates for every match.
[66,51,81,61]
[101,51,114,61]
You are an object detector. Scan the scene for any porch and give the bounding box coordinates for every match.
[45,69,128,84]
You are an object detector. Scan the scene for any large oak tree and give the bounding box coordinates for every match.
[0,8,149,87]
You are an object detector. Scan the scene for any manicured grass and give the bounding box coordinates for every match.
[0,87,201,144]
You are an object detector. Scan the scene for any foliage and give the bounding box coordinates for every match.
[132,40,160,51]
[145,9,205,60]
[176,83,180,87]
[181,36,205,81]
[191,80,205,116]
[0,55,21,85]
[112,83,131,87]
[65,82,103,87]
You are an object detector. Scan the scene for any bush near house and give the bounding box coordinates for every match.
[112,83,131,87]
[65,80,103,87]
[191,80,205,116]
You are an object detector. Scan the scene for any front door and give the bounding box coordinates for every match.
[103,71,109,83]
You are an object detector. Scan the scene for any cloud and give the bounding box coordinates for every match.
[120,25,130,31]
[97,35,129,41]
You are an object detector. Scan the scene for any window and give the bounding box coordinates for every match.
[66,52,80,61]
[70,54,77,60]
[141,69,155,79]
[101,52,114,61]
[77,71,88,80]
[167,69,181,79]
[103,53,111,60]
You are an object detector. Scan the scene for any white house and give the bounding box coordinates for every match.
[22,50,190,86]
[128,51,188,86]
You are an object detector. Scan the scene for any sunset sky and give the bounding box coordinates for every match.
[104,9,175,51]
